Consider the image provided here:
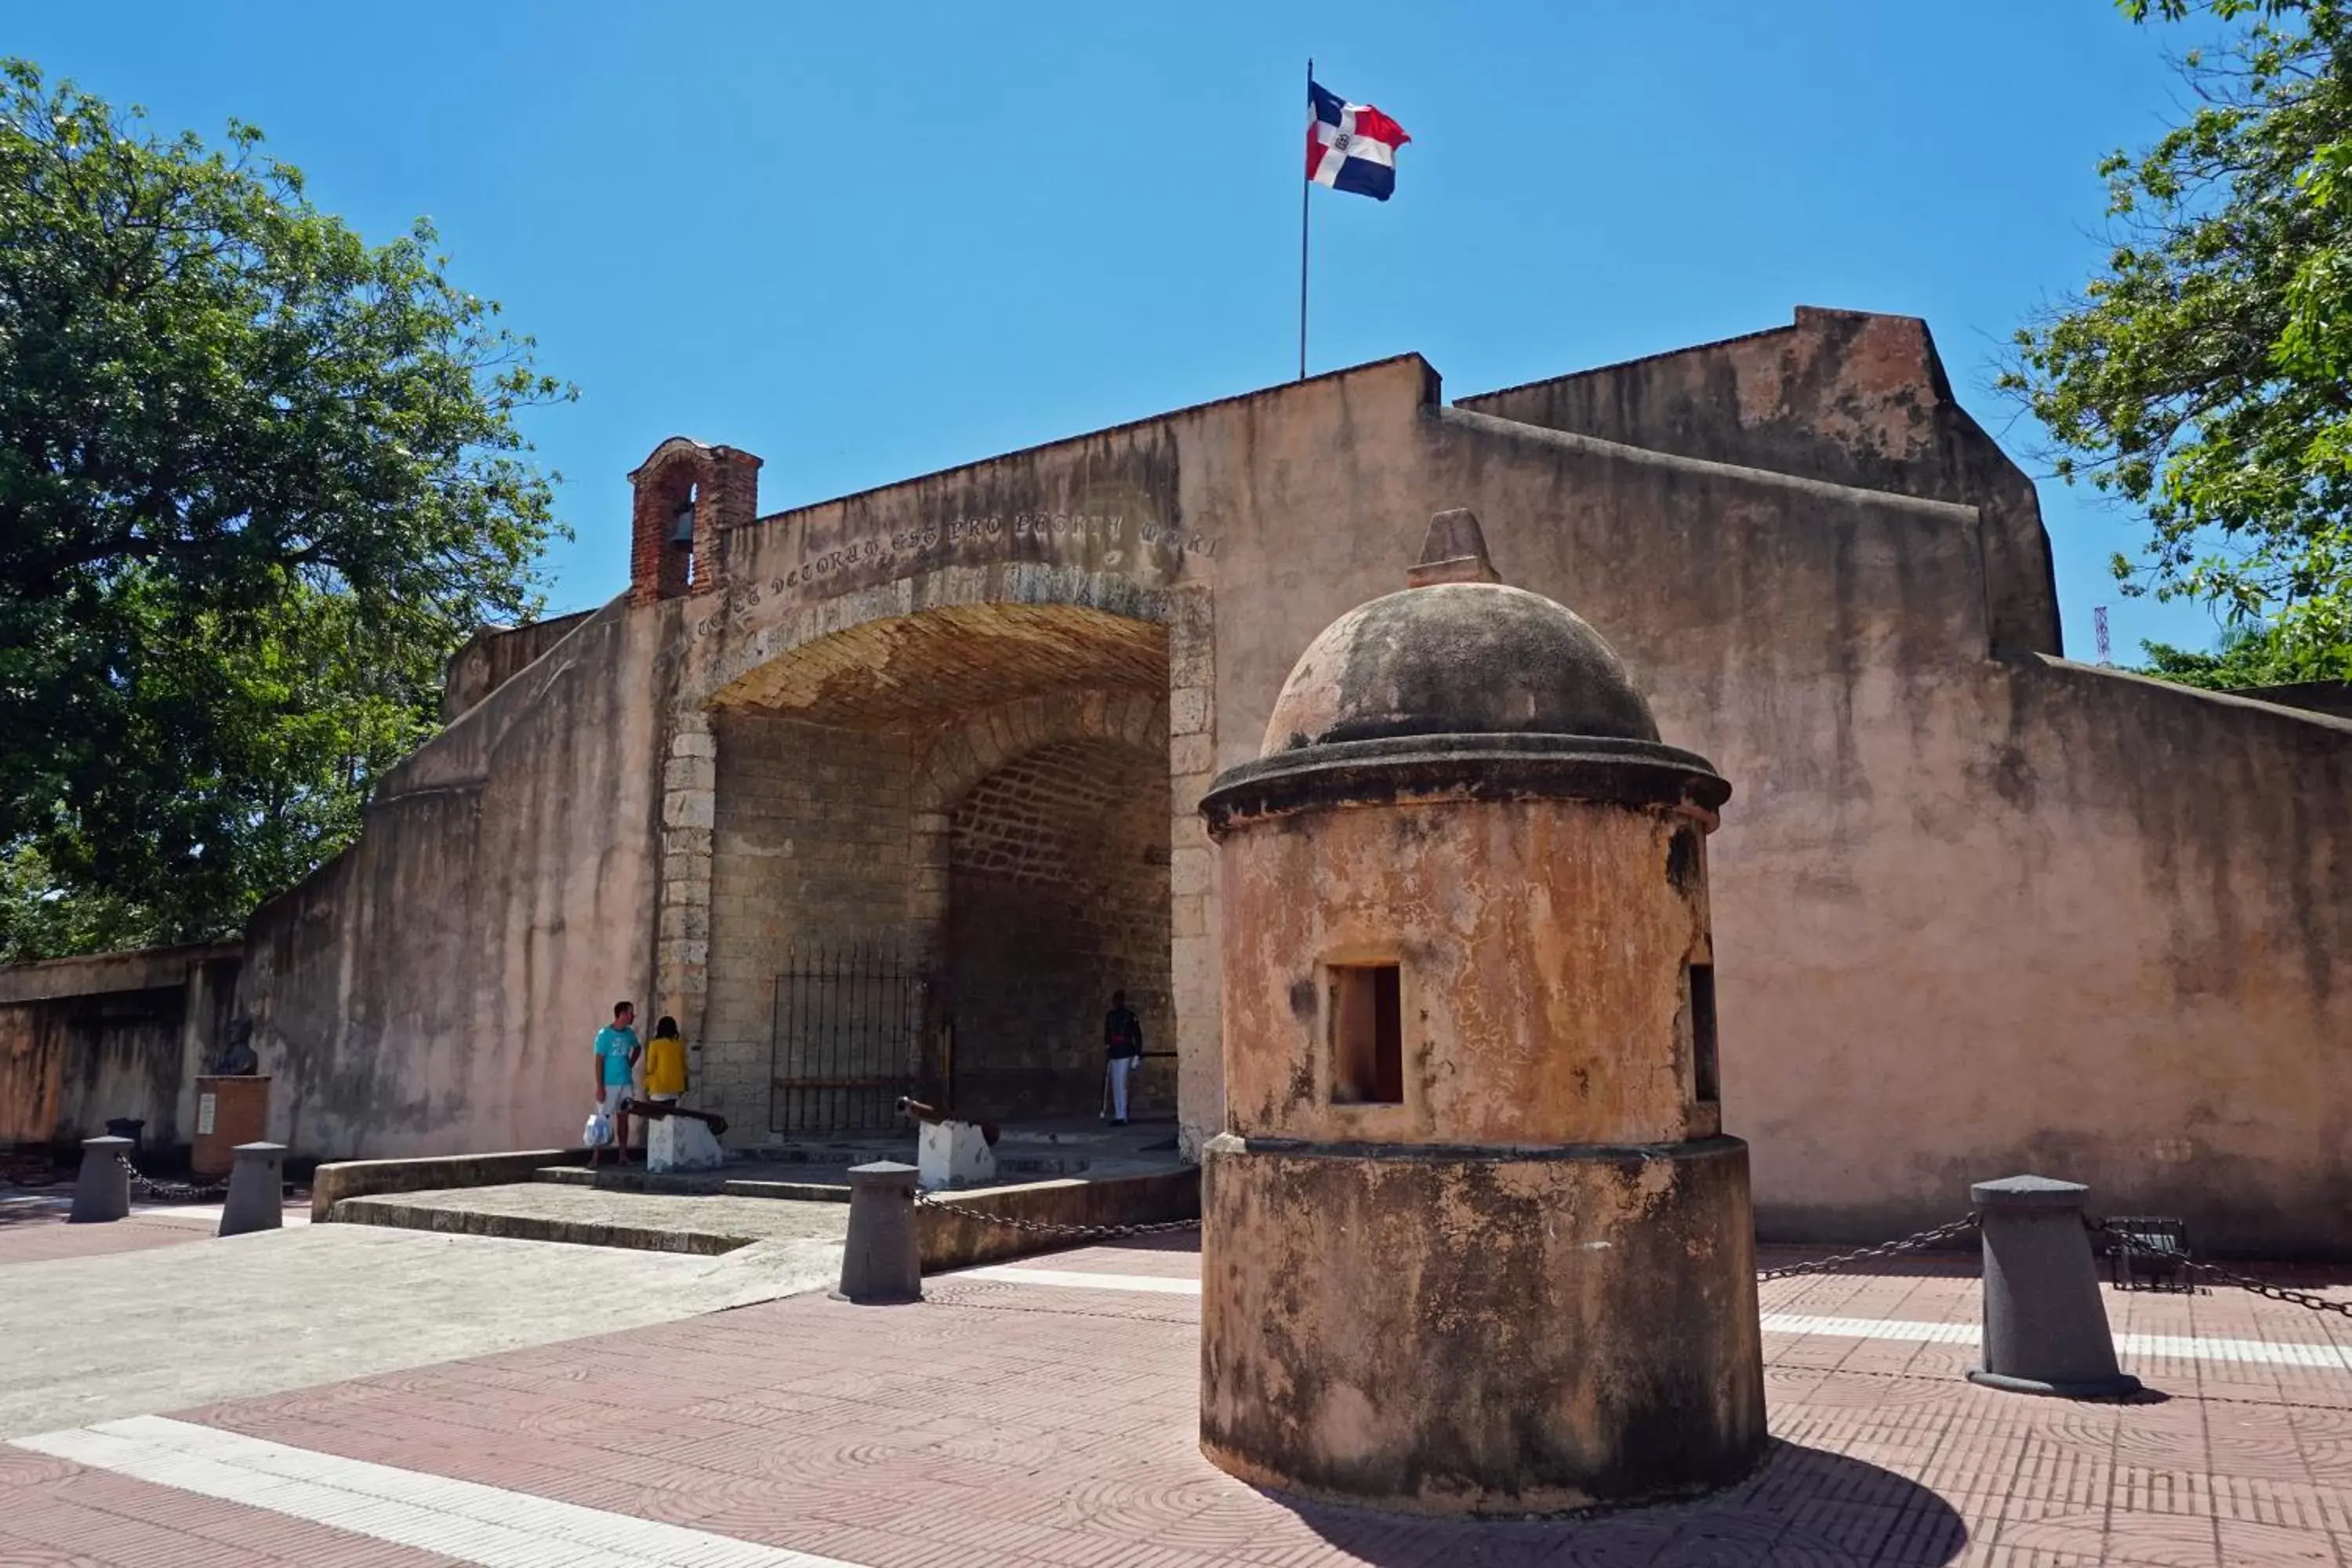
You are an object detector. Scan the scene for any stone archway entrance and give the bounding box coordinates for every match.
[682,594,1181,1138]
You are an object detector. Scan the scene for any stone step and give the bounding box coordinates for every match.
[533,1165,725,1195]
[532,1166,853,1203]
[332,1194,781,1255]
[720,1179,851,1203]
[749,1145,904,1163]
[323,1167,1196,1272]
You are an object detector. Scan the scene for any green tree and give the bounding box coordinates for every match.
[2138,622,2325,686]
[0,60,572,960]
[2002,0,2352,686]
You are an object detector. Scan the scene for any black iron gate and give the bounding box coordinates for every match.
[769,944,926,1135]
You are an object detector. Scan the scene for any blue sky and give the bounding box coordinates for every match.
[16,1,2235,659]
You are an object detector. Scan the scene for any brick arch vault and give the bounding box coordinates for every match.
[651,568,1218,1149]
[933,722,1171,1121]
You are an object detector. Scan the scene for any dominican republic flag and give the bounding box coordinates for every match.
[1308,80,1409,201]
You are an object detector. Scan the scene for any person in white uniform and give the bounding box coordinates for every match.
[1103,990,1143,1126]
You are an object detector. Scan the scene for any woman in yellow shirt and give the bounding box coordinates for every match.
[644,1016,688,1103]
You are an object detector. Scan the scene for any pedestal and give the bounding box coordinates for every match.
[916,1120,996,1189]
[193,1076,270,1179]
[647,1113,726,1174]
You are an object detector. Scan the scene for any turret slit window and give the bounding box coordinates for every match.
[1330,962,1403,1105]
[1687,962,1719,1103]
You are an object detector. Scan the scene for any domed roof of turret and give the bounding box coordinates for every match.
[1261,581,1660,757]
[1200,510,1728,831]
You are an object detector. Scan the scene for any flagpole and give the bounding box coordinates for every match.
[1298,56,1312,383]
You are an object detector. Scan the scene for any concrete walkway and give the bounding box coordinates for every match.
[0,1221,841,1438]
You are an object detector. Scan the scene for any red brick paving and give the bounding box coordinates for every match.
[992,1232,1203,1279]
[1759,1247,2352,1414]
[0,1201,223,1266]
[5,1237,2351,1565]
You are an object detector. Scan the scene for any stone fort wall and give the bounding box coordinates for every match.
[212,308,2352,1255]
[239,600,670,1157]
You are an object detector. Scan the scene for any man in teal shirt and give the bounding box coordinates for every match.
[592,1001,641,1165]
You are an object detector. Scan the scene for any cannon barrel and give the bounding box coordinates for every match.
[623,1098,729,1138]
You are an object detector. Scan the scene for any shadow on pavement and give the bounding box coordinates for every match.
[0,1193,71,1227]
[1275,1440,1966,1567]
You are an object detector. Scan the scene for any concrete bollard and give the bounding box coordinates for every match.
[834,1160,922,1305]
[1968,1174,2141,1399]
[218,1142,287,1237]
[67,1135,132,1225]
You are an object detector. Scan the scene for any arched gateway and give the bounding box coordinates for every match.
[626,430,1223,1148]
[671,596,1182,1135]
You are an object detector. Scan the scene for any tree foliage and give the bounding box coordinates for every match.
[0,60,572,960]
[2138,622,2327,686]
[2002,0,2352,685]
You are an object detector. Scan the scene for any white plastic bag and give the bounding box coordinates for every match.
[583,1106,612,1148]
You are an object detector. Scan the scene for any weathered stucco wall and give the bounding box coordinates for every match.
[2233,681,2352,722]
[1726,659,2352,1250]
[440,612,596,723]
[240,601,670,1158]
[1456,307,2060,657]
[1338,410,2352,1252]
[1217,800,1715,1147]
[0,944,239,1148]
[0,1000,169,1147]
[1091,340,2344,1252]
[657,338,2352,1248]
[1410,390,2348,1254]
[190,307,2352,1251]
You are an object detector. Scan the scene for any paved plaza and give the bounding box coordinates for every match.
[2,1214,2350,1566]
[0,1196,840,1439]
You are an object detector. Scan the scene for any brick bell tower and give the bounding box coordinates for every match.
[627,437,764,602]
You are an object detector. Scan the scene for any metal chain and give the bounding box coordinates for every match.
[2097,1222,2352,1318]
[115,1152,228,1201]
[913,1189,1200,1241]
[1756,1214,1981,1282]
[920,1190,1986,1261]
[902,1198,2349,1315]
